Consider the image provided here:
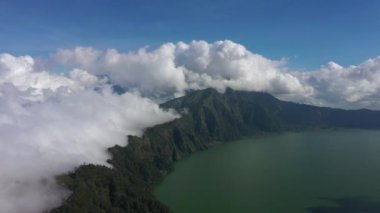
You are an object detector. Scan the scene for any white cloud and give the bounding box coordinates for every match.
[301,57,380,109]
[55,40,313,99]
[0,54,178,213]
[54,47,101,68]
[175,41,313,98]
[55,40,380,109]
[56,45,188,98]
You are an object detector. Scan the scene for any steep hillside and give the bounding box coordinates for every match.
[51,88,380,213]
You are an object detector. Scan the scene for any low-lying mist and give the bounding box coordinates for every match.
[0,54,177,213]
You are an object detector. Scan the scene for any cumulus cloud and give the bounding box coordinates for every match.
[0,54,178,213]
[55,40,313,99]
[55,45,188,98]
[55,40,380,109]
[300,57,380,109]
[175,41,313,99]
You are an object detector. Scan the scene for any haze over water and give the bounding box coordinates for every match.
[156,130,380,213]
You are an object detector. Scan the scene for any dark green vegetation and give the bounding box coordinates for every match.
[51,88,380,213]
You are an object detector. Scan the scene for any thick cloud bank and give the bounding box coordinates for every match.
[300,58,380,109]
[0,54,177,213]
[2,40,380,213]
[55,40,380,109]
[55,40,313,99]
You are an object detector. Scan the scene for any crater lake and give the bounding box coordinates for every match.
[155,130,380,213]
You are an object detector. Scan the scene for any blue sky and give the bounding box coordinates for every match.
[0,0,379,69]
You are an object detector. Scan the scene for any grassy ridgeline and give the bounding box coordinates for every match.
[51,88,380,213]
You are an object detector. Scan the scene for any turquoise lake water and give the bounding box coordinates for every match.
[155,130,380,213]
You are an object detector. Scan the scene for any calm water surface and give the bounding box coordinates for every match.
[155,130,380,213]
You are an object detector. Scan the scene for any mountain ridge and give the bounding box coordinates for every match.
[51,88,380,213]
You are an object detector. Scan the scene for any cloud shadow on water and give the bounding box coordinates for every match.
[306,197,380,213]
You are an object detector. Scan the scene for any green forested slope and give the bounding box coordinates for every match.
[51,88,380,213]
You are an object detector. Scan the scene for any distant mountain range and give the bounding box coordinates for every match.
[51,88,380,213]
